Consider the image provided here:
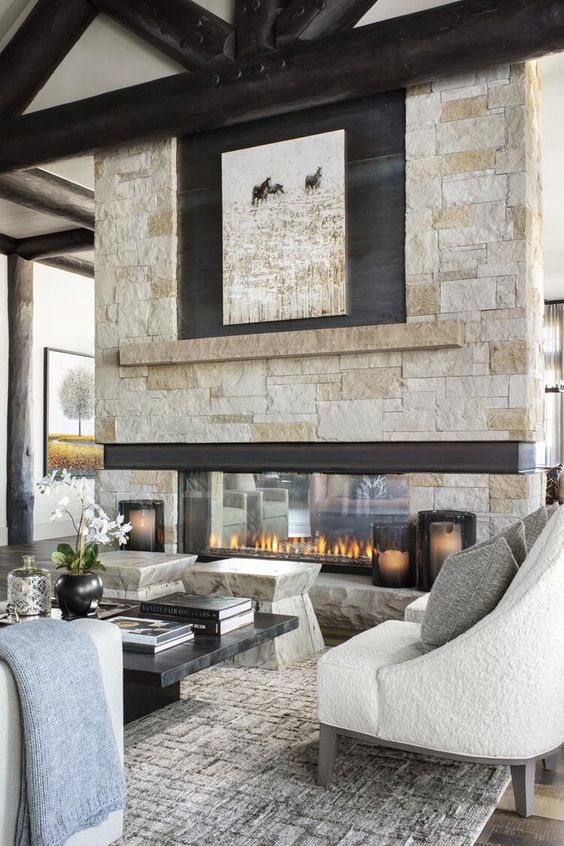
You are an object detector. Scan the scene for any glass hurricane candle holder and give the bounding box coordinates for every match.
[417,510,477,591]
[372,522,414,589]
[7,555,52,619]
[118,500,165,552]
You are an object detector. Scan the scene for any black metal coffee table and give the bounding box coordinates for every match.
[122,612,298,722]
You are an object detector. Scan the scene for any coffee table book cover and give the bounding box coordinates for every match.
[189,609,256,636]
[140,593,254,620]
[109,616,194,652]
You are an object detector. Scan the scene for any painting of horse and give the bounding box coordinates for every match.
[222,129,347,325]
[305,167,322,192]
[268,182,285,197]
[252,177,272,205]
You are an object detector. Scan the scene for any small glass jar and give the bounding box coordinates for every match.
[7,555,52,619]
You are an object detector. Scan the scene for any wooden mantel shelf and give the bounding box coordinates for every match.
[119,321,464,367]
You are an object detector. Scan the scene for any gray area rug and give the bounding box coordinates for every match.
[118,656,510,846]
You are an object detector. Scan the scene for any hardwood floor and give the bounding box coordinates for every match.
[477,753,564,844]
[1,539,563,844]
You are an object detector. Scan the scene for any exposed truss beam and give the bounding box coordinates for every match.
[234,0,288,55]
[14,228,94,260]
[0,0,562,172]
[92,0,235,70]
[276,0,376,47]
[38,255,94,277]
[0,227,93,259]
[0,168,95,228]
[0,0,97,119]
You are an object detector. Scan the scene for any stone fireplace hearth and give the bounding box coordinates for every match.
[95,63,545,578]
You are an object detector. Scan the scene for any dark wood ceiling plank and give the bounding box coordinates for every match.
[38,255,95,277]
[0,0,562,171]
[234,0,289,55]
[92,0,235,69]
[15,228,94,260]
[0,169,95,229]
[0,0,97,119]
[276,0,376,47]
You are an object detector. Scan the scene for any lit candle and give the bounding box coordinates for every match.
[129,508,156,551]
[378,549,410,587]
[429,521,462,579]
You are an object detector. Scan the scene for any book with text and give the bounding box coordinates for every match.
[140,592,254,621]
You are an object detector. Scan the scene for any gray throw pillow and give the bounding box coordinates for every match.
[421,537,518,652]
[547,503,560,520]
[522,506,548,552]
[473,519,527,566]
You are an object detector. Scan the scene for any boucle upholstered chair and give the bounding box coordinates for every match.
[317,507,564,817]
[0,619,124,845]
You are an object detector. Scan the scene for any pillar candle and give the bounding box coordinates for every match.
[378,549,410,587]
[128,508,157,551]
[429,521,462,580]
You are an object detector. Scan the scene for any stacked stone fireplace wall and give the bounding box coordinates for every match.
[95,63,544,552]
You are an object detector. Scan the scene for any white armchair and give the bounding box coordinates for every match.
[317,507,564,817]
[0,619,124,846]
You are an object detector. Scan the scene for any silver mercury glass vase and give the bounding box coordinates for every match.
[7,555,52,619]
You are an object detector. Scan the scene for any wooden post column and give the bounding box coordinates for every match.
[7,255,34,544]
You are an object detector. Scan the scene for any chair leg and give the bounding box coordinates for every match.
[543,752,560,772]
[318,723,339,787]
[510,759,536,818]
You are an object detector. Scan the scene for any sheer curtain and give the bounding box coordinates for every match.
[544,302,564,466]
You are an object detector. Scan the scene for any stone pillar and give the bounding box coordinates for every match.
[404,62,544,533]
[94,140,179,549]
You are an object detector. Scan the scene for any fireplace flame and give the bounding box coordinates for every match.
[208,531,373,562]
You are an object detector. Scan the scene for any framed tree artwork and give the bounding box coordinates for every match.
[44,348,103,476]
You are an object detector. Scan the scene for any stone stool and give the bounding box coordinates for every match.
[181,558,325,669]
[98,551,197,601]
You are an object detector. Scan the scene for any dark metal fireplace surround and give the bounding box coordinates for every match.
[105,441,537,574]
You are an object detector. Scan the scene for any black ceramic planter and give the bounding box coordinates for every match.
[55,572,104,618]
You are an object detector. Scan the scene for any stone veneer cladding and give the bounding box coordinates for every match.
[95,64,544,551]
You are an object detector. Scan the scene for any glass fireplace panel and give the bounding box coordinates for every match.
[181,470,409,572]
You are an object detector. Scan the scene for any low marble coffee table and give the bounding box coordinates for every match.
[181,558,325,669]
[98,551,197,601]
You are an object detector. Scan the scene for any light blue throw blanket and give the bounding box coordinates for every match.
[0,618,127,846]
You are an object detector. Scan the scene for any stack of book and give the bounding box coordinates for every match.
[140,593,255,636]
[109,616,194,653]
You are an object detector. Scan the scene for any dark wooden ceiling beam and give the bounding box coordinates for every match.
[92,0,235,69]
[0,233,17,254]
[0,0,97,119]
[0,169,95,228]
[15,228,94,260]
[37,256,95,277]
[0,0,563,172]
[276,0,376,47]
[234,0,289,55]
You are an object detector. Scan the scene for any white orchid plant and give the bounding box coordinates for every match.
[37,469,132,575]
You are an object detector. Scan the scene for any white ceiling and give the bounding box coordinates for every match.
[0,0,562,299]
